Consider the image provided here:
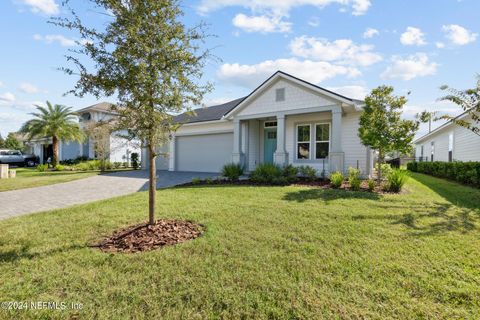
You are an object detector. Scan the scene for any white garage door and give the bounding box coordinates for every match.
[176,133,233,172]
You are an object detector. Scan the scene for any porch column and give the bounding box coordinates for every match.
[168,134,175,171]
[274,114,288,166]
[329,108,344,173]
[232,119,244,166]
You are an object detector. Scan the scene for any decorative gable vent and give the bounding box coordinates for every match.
[275,88,285,102]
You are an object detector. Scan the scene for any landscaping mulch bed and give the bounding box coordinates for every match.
[91,219,205,253]
[180,178,406,194]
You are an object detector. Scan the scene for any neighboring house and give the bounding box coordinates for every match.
[143,71,374,176]
[26,102,141,164]
[414,111,480,162]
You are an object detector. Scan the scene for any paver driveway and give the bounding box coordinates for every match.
[0,170,217,220]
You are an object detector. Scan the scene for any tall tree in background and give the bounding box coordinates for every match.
[52,1,213,225]
[415,110,438,133]
[0,134,5,148]
[358,86,419,183]
[4,133,24,151]
[20,102,84,166]
[438,75,480,136]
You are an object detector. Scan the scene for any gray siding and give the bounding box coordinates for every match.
[176,133,233,172]
[62,141,81,160]
[415,116,480,162]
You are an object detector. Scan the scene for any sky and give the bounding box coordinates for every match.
[0,0,479,138]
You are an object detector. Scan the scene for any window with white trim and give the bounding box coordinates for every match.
[296,125,310,159]
[430,141,435,162]
[315,123,330,159]
[448,133,453,162]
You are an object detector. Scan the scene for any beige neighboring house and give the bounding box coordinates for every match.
[26,102,141,164]
[143,71,374,176]
[414,111,480,162]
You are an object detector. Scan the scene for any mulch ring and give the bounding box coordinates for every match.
[90,219,205,253]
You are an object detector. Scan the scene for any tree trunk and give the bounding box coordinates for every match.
[52,136,59,167]
[148,142,157,225]
[376,150,383,184]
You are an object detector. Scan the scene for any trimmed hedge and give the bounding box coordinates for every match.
[407,161,480,187]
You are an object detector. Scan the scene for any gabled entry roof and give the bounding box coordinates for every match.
[174,71,364,124]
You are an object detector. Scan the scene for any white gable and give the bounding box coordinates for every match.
[235,78,338,117]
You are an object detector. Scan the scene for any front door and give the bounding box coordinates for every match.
[264,128,277,164]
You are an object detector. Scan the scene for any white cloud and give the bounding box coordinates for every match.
[435,42,445,49]
[381,53,438,81]
[218,58,360,88]
[232,14,291,33]
[33,34,78,47]
[289,36,382,66]
[197,0,371,17]
[326,85,369,100]
[308,17,320,27]
[400,27,426,46]
[17,0,59,15]
[442,24,477,45]
[19,82,40,94]
[0,92,16,103]
[363,27,379,39]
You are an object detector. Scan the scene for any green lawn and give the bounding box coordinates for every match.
[0,173,479,319]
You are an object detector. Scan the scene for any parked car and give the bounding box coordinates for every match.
[0,149,39,167]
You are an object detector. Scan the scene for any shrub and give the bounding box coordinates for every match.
[367,179,375,192]
[36,164,48,172]
[205,177,213,184]
[55,164,65,171]
[250,163,284,185]
[75,162,90,171]
[298,165,317,181]
[221,163,244,181]
[375,163,393,178]
[283,164,299,183]
[330,171,344,188]
[386,169,409,193]
[407,161,480,188]
[191,177,201,185]
[113,162,122,169]
[348,167,361,191]
[131,152,140,169]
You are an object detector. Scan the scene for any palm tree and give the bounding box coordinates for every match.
[20,101,84,166]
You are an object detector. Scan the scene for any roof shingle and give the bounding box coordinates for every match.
[173,97,246,124]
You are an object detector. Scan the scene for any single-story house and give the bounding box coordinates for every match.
[143,71,374,176]
[414,111,480,162]
[26,102,141,164]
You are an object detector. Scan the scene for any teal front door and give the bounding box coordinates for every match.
[264,128,277,164]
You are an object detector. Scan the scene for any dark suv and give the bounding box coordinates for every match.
[0,149,39,167]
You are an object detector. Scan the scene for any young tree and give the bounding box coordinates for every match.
[438,75,480,136]
[0,134,5,148]
[4,133,23,151]
[53,1,213,225]
[358,86,419,183]
[83,120,114,171]
[20,102,84,166]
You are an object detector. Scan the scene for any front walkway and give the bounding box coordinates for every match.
[0,170,217,220]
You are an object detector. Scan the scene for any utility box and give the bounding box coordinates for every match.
[0,164,9,179]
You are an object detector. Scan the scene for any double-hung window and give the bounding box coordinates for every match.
[315,123,330,159]
[296,123,330,160]
[296,125,310,159]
